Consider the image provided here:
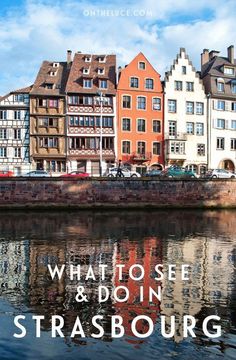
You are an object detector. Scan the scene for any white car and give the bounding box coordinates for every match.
[205,169,236,179]
[24,170,50,177]
[107,167,141,178]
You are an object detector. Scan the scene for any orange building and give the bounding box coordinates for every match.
[117,52,164,174]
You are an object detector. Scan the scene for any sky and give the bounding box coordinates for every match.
[0,0,236,95]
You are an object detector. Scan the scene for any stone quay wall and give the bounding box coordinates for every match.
[0,178,235,209]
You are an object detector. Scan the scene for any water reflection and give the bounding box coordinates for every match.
[0,210,235,359]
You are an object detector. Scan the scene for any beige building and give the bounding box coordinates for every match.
[30,56,70,174]
[164,48,208,174]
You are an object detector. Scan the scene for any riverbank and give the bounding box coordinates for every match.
[0,178,235,209]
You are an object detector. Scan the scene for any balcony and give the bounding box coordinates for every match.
[69,148,115,159]
[68,104,114,114]
[165,132,187,140]
[131,152,152,162]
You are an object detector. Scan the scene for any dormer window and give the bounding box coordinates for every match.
[83,68,90,75]
[50,71,57,76]
[85,56,91,62]
[53,62,59,68]
[98,68,105,75]
[224,67,234,75]
[45,83,54,89]
[98,56,105,63]
[83,79,92,88]
[217,78,225,92]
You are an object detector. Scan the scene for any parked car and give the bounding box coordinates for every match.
[24,170,50,177]
[60,171,89,178]
[107,167,141,178]
[144,169,162,177]
[161,167,197,179]
[204,169,236,179]
[0,170,14,177]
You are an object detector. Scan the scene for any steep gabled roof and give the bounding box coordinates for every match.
[65,53,116,95]
[31,61,70,96]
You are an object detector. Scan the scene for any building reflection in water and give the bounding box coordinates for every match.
[0,210,235,350]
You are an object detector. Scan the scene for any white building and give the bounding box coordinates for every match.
[164,48,208,174]
[201,45,236,172]
[0,87,32,175]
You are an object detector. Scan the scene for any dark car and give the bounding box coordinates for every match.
[24,170,50,177]
[144,169,162,177]
[161,167,197,179]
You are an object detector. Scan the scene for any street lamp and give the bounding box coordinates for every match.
[96,92,104,176]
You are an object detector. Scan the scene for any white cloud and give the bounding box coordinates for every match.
[0,0,235,94]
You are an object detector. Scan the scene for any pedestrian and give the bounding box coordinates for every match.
[116,160,123,177]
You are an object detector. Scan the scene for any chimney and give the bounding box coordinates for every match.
[227,45,234,64]
[201,49,209,67]
[67,50,72,65]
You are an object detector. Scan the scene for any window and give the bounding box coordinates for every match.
[122,95,131,109]
[153,142,161,155]
[196,102,204,115]
[39,118,58,127]
[14,129,21,139]
[85,56,91,62]
[98,56,105,63]
[231,120,236,129]
[145,78,154,89]
[231,138,236,150]
[182,66,186,74]
[224,67,234,75]
[170,141,185,154]
[186,82,194,92]
[231,81,236,94]
[53,62,59,67]
[83,68,90,75]
[169,121,176,136]
[98,68,105,75]
[153,120,161,133]
[217,137,224,150]
[216,119,225,129]
[83,79,92,88]
[139,62,146,70]
[14,148,21,158]
[99,80,107,89]
[186,101,194,114]
[0,129,7,139]
[0,147,7,157]
[45,83,54,89]
[217,100,225,110]
[130,77,139,88]
[122,118,131,131]
[153,98,161,110]
[197,144,205,156]
[137,119,145,132]
[196,123,204,135]
[83,96,93,105]
[40,137,59,148]
[175,81,182,91]
[186,122,194,134]
[122,141,130,154]
[168,99,176,113]
[137,141,146,155]
[137,96,146,110]
[38,99,47,107]
[68,96,79,105]
[0,110,7,119]
[48,99,58,108]
[217,81,224,92]
[14,111,21,120]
